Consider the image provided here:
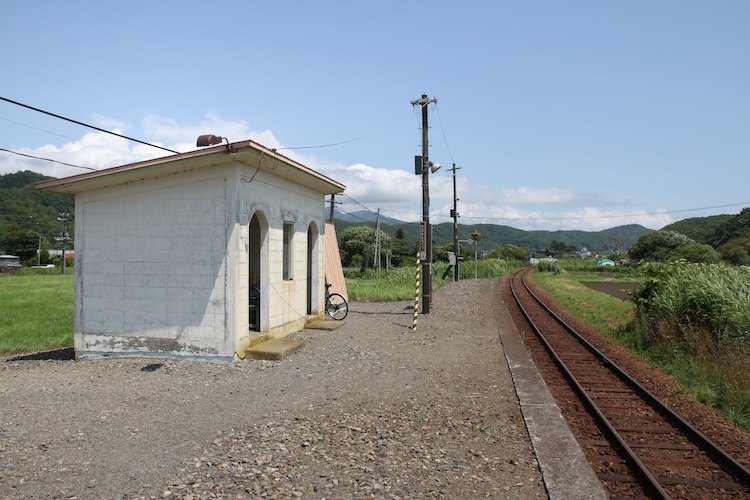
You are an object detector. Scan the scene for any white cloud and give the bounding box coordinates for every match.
[497,186,589,205]
[447,204,673,231]
[90,114,129,132]
[0,113,673,232]
[141,114,280,153]
[309,158,671,231]
[0,114,282,178]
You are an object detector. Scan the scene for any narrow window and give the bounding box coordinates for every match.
[283,222,294,280]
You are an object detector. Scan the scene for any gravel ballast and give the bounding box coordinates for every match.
[1,279,547,499]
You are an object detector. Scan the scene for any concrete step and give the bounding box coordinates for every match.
[247,332,269,347]
[245,338,305,360]
[305,319,346,331]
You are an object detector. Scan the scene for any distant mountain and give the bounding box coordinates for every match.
[0,169,656,256]
[0,171,74,251]
[661,214,736,245]
[334,209,406,226]
[333,217,652,253]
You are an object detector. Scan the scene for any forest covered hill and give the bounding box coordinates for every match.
[663,210,750,248]
[332,218,652,253]
[4,169,746,258]
[0,171,74,253]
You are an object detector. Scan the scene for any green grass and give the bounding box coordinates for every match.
[533,267,750,432]
[0,274,74,354]
[532,270,636,336]
[629,261,750,429]
[345,259,517,301]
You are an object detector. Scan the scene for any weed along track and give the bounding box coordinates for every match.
[505,268,750,499]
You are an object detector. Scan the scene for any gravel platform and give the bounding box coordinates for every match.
[1,279,547,499]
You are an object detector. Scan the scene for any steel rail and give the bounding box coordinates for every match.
[515,268,750,490]
[509,269,670,498]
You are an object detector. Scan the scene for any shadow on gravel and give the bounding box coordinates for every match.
[6,347,75,362]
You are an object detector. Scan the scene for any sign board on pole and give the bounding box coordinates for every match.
[419,221,427,261]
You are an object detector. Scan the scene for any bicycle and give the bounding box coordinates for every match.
[325,283,348,320]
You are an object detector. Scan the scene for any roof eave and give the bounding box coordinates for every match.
[36,140,345,195]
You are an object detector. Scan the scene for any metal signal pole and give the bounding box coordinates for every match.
[450,163,461,281]
[411,93,437,314]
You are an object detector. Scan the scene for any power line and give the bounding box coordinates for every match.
[0,115,74,140]
[434,103,455,164]
[0,96,179,155]
[431,201,750,222]
[0,147,96,171]
[274,125,393,151]
[337,208,371,223]
[1,114,182,161]
[342,193,379,216]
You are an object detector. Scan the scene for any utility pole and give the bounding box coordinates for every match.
[385,237,390,273]
[411,93,437,314]
[450,163,461,281]
[30,216,41,267]
[328,194,335,223]
[57,211,69,275]
[375,208,381,273]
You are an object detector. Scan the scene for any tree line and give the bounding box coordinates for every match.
[0,171,74,266]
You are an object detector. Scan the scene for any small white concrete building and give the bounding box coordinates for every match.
[38,140,345,361]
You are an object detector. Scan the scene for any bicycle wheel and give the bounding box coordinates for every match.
[326,293,348,320]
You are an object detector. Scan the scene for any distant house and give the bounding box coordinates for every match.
[597,259,615,267]
[48,250,74,258]
[529,257,558,266]
[0,254,21,273]
[38,140,345,362]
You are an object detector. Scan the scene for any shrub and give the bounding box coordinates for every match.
[630,260,750,427]
[632,261,750,345]
[537,260,560,273]
[629,230,694,262]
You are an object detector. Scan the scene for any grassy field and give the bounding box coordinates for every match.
[531,271,637,337]
[532,266,750,431]
[0,274,74,354]
[0,261,516,354]
[345,259,517,301]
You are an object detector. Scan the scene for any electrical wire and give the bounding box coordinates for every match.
[337,201,749,224]
[0,114,150,160]
[434,103,455,164]
[433,201,750,222]
[342,193,379,216]
[0,116,74,140]
[274,126,393,151]
[337,208,371,223]
[0,96,179,155]
[0,147,96,171]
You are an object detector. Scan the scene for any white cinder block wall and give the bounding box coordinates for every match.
[234,163,325,355]
[74,161,327,361]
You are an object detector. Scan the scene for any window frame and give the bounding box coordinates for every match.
[282,222,294,281]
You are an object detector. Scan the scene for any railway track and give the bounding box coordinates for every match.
[507,268,750,499]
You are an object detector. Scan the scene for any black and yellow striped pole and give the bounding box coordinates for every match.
[412,251,421,332]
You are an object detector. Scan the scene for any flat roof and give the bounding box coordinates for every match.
[36,139,346,195]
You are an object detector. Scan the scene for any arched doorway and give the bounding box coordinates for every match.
[307,222,319,315]
[249,213,265,331]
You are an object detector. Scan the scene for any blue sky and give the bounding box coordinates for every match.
[2,0,748,230]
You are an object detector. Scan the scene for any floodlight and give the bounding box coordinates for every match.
[196,134,227,147]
